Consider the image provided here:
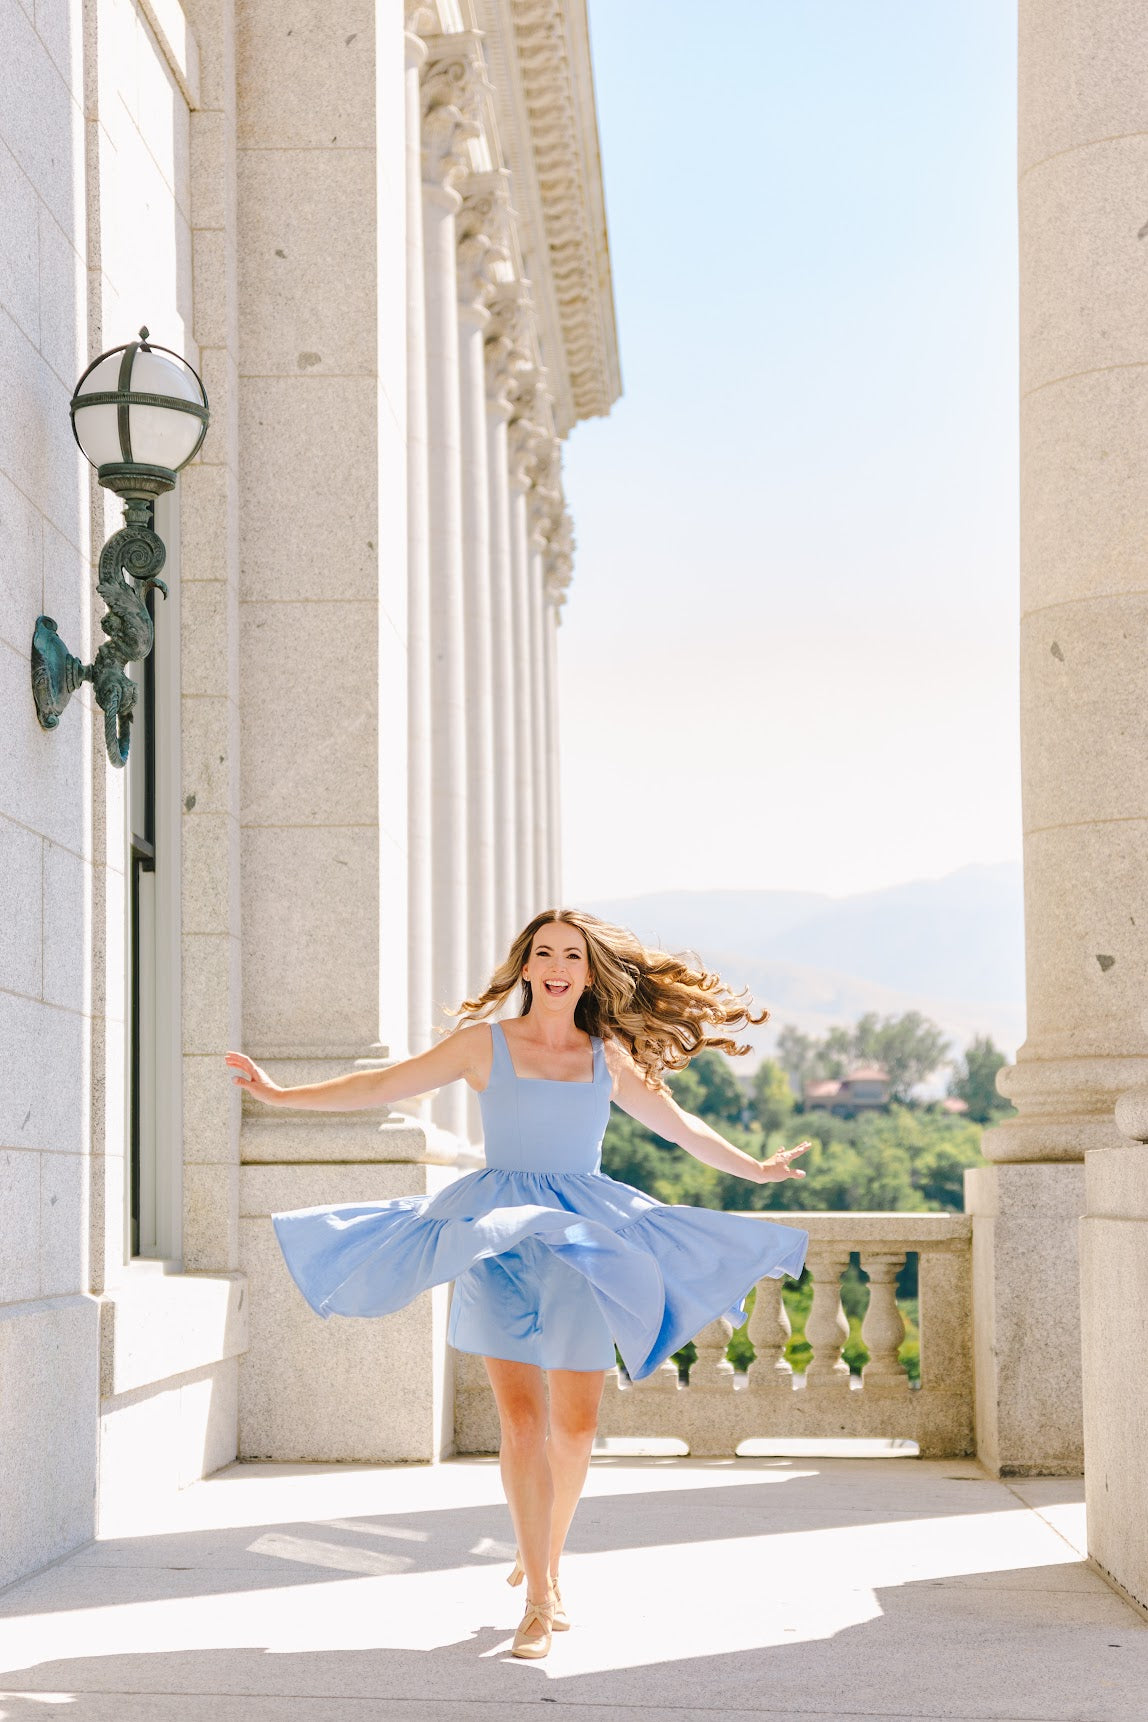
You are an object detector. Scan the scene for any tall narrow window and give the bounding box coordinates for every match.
[128,504,158,1257]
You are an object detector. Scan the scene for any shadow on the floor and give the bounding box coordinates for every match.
[0,1554,1142,1722]
[0,1458,1011,1616]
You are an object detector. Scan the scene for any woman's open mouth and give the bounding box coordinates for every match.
[543,981,570,995]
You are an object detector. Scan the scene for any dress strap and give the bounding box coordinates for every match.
[489,1019,512,1081]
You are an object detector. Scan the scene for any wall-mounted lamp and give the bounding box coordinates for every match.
[31,327,210,767]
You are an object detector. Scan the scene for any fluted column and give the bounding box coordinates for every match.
[541,590,561,906]
[507,416,538,925]
[456,176,504,1008]
[404,20,432,1066]
[525,436,560,913]
[485,290,527,952]
[544,512,573,906]
[421,38,480,1139]
[526,507,550,915]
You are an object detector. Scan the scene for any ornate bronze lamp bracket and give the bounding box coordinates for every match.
[32,492,169,768]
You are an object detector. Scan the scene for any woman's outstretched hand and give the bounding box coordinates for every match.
[755,1139,812,1183]
[224,1050,284,1106]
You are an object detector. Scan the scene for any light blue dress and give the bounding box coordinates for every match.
[272,1021,809,1380]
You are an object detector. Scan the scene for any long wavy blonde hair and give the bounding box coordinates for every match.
[448,908,769,1093]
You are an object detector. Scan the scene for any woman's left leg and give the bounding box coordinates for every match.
[545,1367,607,1580]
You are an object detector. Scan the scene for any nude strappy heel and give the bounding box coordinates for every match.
[511,1593,555,1658]
[508,1552,569,1628]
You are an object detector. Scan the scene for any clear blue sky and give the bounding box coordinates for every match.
[558,1,1020,903]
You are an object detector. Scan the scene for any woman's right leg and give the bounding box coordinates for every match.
[483,1355,554,1611]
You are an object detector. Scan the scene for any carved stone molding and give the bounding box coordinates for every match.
[504,0,620,424]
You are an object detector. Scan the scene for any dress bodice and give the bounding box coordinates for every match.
[478,1020,612,1173]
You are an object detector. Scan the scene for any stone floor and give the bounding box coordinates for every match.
[0,1452,1143,1721]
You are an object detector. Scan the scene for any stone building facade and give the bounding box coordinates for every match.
[0,0,618,1589]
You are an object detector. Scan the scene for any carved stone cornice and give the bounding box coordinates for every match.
[477,0,622,432]
[421,33,486,199]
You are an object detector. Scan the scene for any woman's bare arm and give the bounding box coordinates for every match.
[224,1023,488,1111]
[605,1040,809,1184]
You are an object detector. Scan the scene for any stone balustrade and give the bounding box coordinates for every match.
[453,1212,973,1458]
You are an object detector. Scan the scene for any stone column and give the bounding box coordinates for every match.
[485,289,526,953]
[527,512,550,913]
[420,38,480,1140]
[966,0,1148,1481]
[457,175,507,1003]
[544,512,574,906]
[457,175,503,1142]
[404,17,433,1067]
[507,415,538,925]
[526,435,561,914]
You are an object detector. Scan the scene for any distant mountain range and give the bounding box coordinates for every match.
[584,863,1026,1082]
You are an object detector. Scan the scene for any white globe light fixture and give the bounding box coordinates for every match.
[70,326,209,499]
[31,328,211,766]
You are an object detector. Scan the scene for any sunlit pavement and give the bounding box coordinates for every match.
[0,1454,1143,1721]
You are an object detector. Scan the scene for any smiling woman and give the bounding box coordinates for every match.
[224,906,810,1656]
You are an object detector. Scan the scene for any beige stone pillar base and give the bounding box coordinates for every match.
[237,1048,471,1462]
[1081,1114,1148,1613]
[964,1161,1085,1476]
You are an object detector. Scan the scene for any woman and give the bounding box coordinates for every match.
[224,908,810,1659]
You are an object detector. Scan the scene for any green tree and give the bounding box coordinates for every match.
[749,1059,796,1134]
[664,1063,704,1116]
[948,1033,1013,1123]
[867,1012,951,1101]
[775,1026,820,1093]
[775,1011,951,1105]
[678,1047,745,1125]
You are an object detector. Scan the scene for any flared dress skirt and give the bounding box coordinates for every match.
[272,1021,809,1379]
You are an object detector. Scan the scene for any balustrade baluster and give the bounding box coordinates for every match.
[746,1275,793,1390]
[859,1250,908,1390]
[803,1248,851,1389]
[689,1316,736,1389]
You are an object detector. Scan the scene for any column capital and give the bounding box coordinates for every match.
[507,370,554,493]
[507,416,543,493]
[527,435,563,546]
[485,281,534,416]
[420,32,486,201]
[544,508,574,610]
[457,170,511,318]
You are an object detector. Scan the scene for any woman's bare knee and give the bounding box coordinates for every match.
[548,1410,598,1448]
[484,1356,548,1450]
[499,1398,548,1449]
[546,1367,606,1447]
